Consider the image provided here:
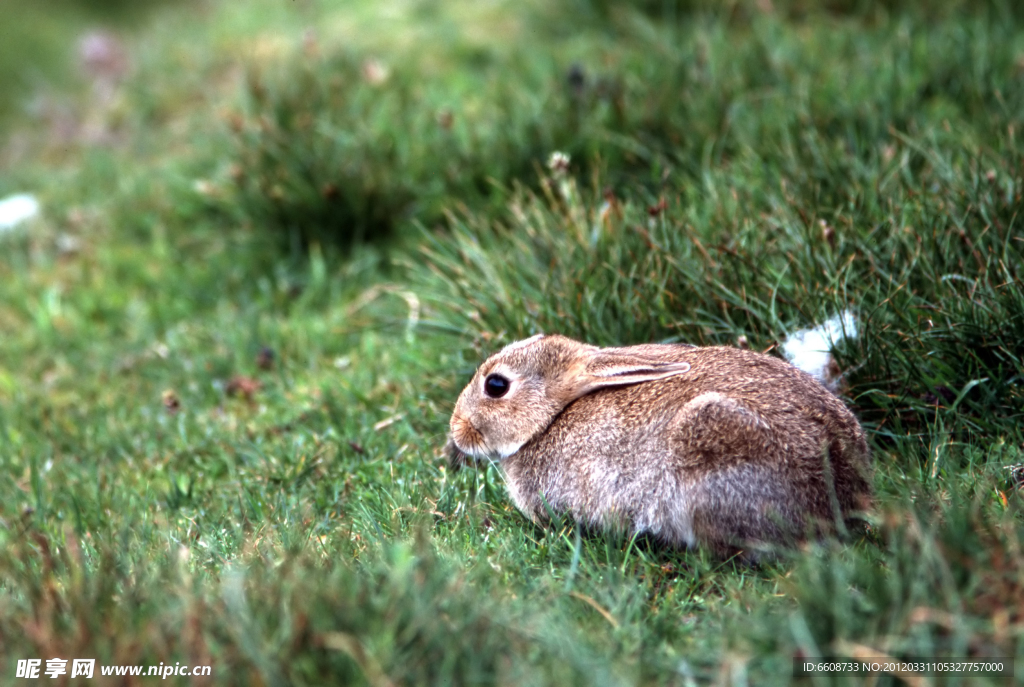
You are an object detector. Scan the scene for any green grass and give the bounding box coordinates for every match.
[1,0,1023,684]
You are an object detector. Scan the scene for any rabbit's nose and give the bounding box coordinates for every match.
[450,415,486,457]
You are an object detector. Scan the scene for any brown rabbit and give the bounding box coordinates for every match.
[447,334,871,557]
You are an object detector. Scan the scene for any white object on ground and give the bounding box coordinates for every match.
[0,194,41,233]
[781,310,858,388]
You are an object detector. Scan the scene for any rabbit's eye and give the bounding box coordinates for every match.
[484,374,510,398]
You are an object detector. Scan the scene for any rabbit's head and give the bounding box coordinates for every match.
[449,334,692,460]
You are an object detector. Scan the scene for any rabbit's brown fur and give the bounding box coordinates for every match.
[447,334,871,556]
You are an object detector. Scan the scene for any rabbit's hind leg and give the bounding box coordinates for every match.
[668,392,805,555]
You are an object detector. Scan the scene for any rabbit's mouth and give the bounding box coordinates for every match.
[449,415,488,458]
[444,436,474,471]
[450,415,525,461]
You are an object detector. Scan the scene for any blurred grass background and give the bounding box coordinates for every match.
[0,0,1022,684]
[0,0,171,124]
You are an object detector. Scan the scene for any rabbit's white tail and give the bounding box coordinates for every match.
[782,310,858,390]
[0,193,40,234]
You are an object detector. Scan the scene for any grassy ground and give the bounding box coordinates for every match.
[1,0,1022,684]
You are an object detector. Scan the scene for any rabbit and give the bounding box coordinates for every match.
[446,333,872,557]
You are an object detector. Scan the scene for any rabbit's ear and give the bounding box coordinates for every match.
[568,351,691,399]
